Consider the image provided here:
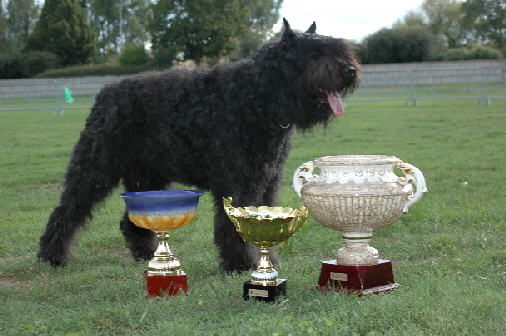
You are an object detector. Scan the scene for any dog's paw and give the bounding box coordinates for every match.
[37,254,68,267]
[133,250,155,262]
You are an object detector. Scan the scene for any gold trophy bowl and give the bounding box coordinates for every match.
[223,197,308,301]
[121,190,204,297]
[127,211,196,276]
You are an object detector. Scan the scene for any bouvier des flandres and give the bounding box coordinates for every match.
[37,19,360,272]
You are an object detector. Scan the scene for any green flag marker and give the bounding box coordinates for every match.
[63,87,75,103]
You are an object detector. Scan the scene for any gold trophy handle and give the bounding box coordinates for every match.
[292,161,317,197]
[397,161,428,213]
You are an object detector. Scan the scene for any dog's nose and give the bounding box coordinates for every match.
[343,65,356,78]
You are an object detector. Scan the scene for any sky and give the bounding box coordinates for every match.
[273,0,426,41]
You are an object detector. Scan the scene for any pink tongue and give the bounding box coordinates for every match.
[327,92,344,117]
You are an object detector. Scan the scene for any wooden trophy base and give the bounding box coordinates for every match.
[243,279,287,302]
[144,271,188,298]
[315,259,400,296]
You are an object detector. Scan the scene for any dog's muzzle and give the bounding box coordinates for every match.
[342,65,356,85]
[335,65,356,93]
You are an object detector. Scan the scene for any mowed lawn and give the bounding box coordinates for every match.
[0,98,505,335]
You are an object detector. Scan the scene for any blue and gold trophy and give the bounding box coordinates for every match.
[121,190,204,297]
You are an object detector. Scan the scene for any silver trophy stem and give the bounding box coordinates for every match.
[337,232,379,265]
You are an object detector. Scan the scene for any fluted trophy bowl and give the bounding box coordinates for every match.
[223,197,308,285]
[293,155,427,265]
[120,190,204,276]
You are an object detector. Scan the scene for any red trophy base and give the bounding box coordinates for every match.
[315,259,400,296]
[144,271,188,298]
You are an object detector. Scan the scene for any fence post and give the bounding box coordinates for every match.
[408,70,415,107]
[54,80,59,116]
[481,68,490,105]
[53,80,65,115]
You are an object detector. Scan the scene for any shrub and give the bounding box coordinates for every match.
[361,28,435,64]
[34,64,154,78]
[23,51,61,78]
[152,48,177,69]
[0,54,26,79]
[446,48,473,60]
[471,45,502,59]
[443,46,503,61]
[0,51,61,79]
[119,44,149,67]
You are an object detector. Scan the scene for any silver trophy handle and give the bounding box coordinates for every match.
[292,161,317,197]
[396,161,428,213]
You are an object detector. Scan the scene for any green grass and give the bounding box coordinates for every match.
[0,98,95,111]
[1,99,505,335]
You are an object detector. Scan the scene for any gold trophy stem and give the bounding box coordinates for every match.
[148,232,181,276]
[250,247,279,285]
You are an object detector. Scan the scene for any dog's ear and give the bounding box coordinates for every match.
[281,18,296,44]
[305,22,316,34]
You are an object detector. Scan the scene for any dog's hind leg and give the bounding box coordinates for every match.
[213,201,260,272]
[212,188,266,273]
[37,132,122,266]
[119,171,167,261]
[259,171,286,269]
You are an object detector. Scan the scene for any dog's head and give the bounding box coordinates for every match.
[279,18,361,129]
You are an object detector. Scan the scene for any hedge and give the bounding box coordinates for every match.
[0,51,61,79]
[438,46,503,61]
[34,64,158,78]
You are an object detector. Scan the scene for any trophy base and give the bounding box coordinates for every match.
[315,259,400,296]
[243,279,287,302]
[144,271,188,298]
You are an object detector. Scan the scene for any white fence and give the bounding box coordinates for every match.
[1,67,505,114]
[348,67,506,106]
[0,77,120,115]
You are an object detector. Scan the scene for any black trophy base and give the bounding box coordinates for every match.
[243,279,287,302]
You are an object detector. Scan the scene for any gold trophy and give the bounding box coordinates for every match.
[223,197,308,302]
[121,190,204,297]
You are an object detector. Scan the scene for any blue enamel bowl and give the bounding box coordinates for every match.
[120,190,204,231]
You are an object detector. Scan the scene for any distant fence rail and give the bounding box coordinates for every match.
[0,77,120,115]
[349,67,506,106]
[1,67,505,113]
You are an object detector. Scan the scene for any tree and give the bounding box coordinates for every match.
[462,0,506,48]
[393,9,426,29]
[236,0,283,58]
[4,0,39,51]
[24,0,96,66]
[78,0,151,57]
[422,0,464,48]
[147,0,249,66]
[0,0,6,50]
[392,9,446,57]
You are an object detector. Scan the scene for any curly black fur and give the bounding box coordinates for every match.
[37,19,361,272]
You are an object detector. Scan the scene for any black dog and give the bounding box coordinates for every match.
[37,19,360,272]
